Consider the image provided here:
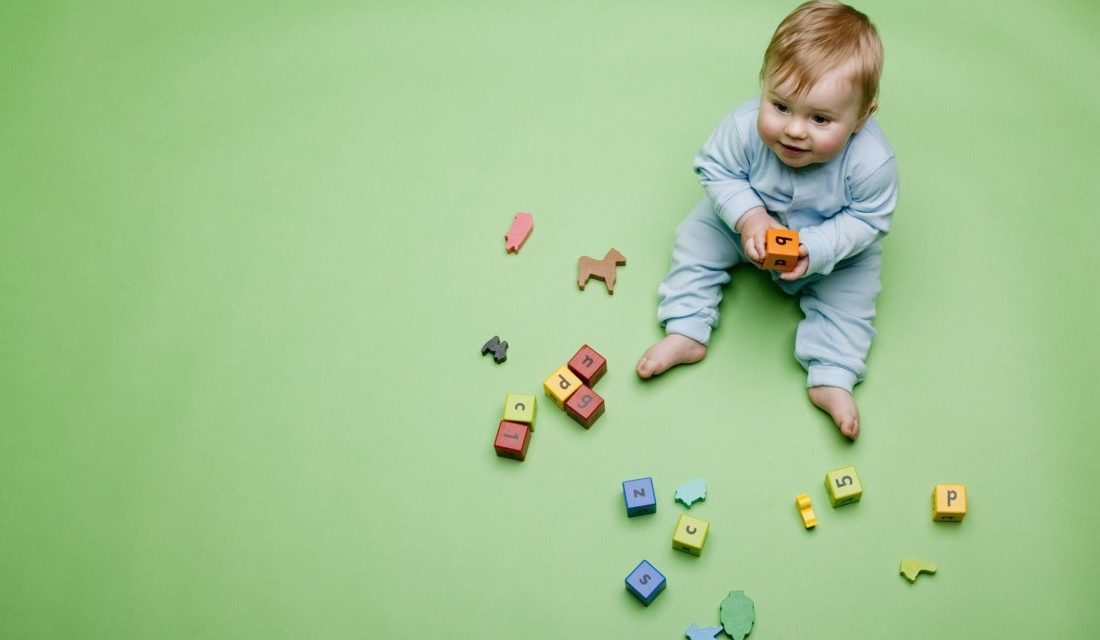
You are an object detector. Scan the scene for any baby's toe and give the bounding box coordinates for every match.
[841,417,860,440]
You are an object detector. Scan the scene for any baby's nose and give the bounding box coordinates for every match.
[784,119,808,138]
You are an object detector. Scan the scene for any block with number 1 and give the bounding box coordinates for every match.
[494,421,531,461]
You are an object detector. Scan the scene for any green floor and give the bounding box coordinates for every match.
[3,1,1098,638]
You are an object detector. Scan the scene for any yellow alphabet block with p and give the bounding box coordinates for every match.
[543,366,581,408]
[932,484,967,522]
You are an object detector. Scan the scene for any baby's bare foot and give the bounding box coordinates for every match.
[636,334,707,379]
[808,386,860,440]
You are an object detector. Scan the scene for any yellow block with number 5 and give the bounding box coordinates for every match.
[824,465,863,507]
[672,514,710,556]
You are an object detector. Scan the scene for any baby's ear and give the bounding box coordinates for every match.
[854,98,878,133]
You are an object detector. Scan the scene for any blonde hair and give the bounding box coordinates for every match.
[760,1,883,116]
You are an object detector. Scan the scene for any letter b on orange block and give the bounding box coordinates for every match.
[763,228,799,272]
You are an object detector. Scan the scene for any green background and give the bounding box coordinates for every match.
[3,1,1098,638]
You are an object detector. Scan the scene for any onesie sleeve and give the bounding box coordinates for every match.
[799,156,899,276]
[693,109,766,231]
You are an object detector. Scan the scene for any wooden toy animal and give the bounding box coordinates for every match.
[577,248,626,294]
[504,212,534,253]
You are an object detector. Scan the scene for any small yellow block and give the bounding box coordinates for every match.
[824,465,863,507]
[795,493,817,528]
[543,366,582,408]
[503,393,537,429]
[932,484,967,522]
[672,514,710,556]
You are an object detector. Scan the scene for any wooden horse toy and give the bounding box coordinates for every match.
[577,248,627,294]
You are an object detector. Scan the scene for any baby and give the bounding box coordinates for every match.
[636,1,898,440]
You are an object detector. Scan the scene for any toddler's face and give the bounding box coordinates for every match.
[758,64,871,168]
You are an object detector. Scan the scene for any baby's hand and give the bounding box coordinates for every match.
[737,209,809,279]
[734,208,778,267]
[737,208,785,268]
[778,244,809,281]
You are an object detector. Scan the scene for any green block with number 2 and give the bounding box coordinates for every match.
[825,465,863,507]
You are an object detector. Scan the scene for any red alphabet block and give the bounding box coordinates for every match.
[494,420,531,460]
[568,344,607,387]
[565,385,604,429]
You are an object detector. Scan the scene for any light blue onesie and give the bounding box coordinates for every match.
[657,97,899,391]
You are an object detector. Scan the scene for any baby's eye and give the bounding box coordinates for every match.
[773,102,789,114]
[812,114,830,125]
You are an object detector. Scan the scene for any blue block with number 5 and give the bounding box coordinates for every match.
[622,477,657,517]
[625,560,666,606]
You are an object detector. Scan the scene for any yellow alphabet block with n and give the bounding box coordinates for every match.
[672,514,710,556]
[932,484,967,522]
[543,366,581,408]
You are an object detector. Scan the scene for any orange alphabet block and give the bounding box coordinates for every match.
[763,228,799,272]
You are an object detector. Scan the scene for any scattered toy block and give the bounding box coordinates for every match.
[685,623,724,640]
[493,420,531,461]
[565,384,604,428]
[795,493,817,528]
[899,558,938,583]
[672,514,710,556]
[502,393,536,429]
[567,344,608,387]
[543,365,582,408]
[932,484,968,522]
[625,560,666,606]
[762,228,799,272]
[504,212,533,253]
[719,591,755,640]
[578,248,627,294]
[675,478,707,508]
[622,477,657,517]
[824,464,863,507]
[481,335,508,363]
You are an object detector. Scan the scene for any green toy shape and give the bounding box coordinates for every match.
[719,590,755,640]
[675,478,707,508]
[899,558,938,583]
